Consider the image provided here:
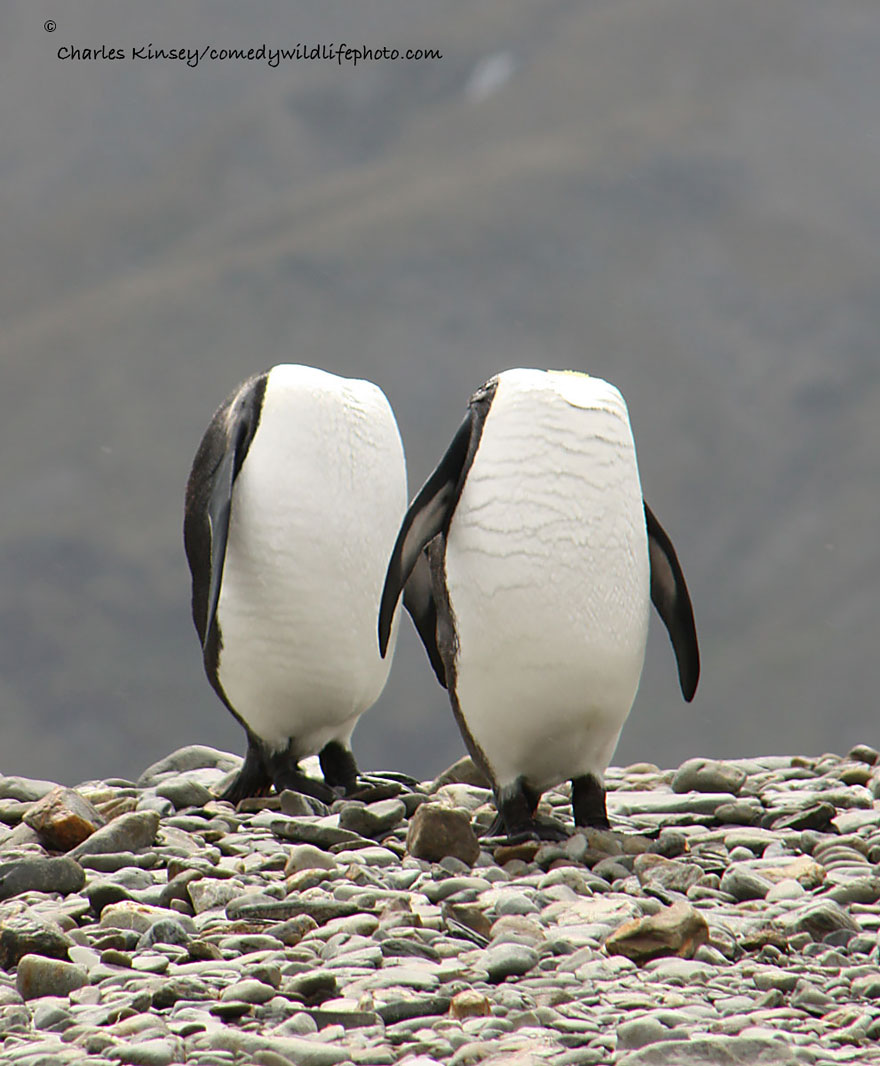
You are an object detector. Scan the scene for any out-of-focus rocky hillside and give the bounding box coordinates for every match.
[0,0,878,783]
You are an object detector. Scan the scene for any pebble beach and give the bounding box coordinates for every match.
[2,744,880,1065]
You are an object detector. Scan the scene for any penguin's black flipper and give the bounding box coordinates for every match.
[379,414,472,657]
[202,446,237,651]
[379,380,498,658]
[403,550,446,687]
[184,373,267,652]
[644,501,700,702]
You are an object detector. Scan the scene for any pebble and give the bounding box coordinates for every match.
[828,876,880,905]
[450,990,492,1020]
[605,901,709,962]
[136,918,191,951]
[714,798,764,825]
[422,876,492,904]
[15,954,88,999]
[0,776,60,802]
[0,857,86,902]
[115,1037,185,1065]
[220,978,277,1003]
[617,1034,803,1064]
[68,811,160,859]
[100,900,195,936]
[154,777,214,809]
[765,878,805,902]
[633,854,703,893]
[285,844,340,875]
[225,895,357,924]
[22,787,106,851]
[784,897,861,938]
[790,978,836,1015]
[271,816,365,849]
[672,758,748,795]
[771,802,837,832]
[31,998,73,1032]
[187,878,248,914]
[719,866,772,901]
[406,804,481,865]
[0,912,74,968]
[338,799,407,837]
[483,942,539,982]
[136,746,240,786]
[617,1016,680,1050]
[4,746,880,1064]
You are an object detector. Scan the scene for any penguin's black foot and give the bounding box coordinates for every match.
[318,740,359,795]
[346,778,405,803]
[350,767,423,801]
[483,777,570,843]
[219,771,271,805]
[218,735,272,803]
[571,773,610,829]
[271,767,337,805]
[358,770,421,790]
[259,741,339,804]
[481,818,571,845]
[479,811,508,840]
[531,816,574,842]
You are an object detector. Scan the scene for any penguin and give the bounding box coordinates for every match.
[379,368,699,840]
[184,364,409,804]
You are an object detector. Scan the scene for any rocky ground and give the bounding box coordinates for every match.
[2,746,880,1066]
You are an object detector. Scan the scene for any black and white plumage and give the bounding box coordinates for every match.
[184,364,408,803]
[379,368,699,840]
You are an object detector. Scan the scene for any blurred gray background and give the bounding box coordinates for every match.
[1,0,878,786]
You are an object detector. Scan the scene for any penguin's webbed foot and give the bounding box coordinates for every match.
[346,778,405,803]
[219,772,272,805]
[319,742,418,801]
[218,735,273,803]
[358,770,421,789]
[318,740,359,795]
[487,777,570,843]
[571,773,610,830]
[480,816,571,845]
[349,768,423,801]
[530,816,572,842]
[258,740,338,803]
[479,811,508,840]
[272,767,337,805]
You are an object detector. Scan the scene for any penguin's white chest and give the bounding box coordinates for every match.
[444,373,650,792]
[215,368,406,754]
